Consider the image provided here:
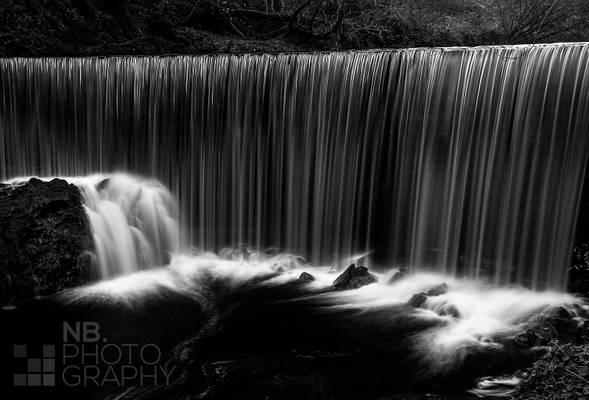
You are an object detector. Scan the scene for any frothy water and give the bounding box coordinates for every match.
[469,376,522,397]
[59,251,583,375]
[73,174,180,278]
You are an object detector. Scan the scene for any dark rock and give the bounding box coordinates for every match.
[162,251,172,266]
[0,178,94,305]
[408,292,428,308]
[332,264,377,290]
[568,243,589,296]
[514,329,542,348]
[387,269,405,284]
[78,251,94,272]
[553,306,573,321]
[298,272,315,282]
[516,305,587,347]
[96,178,110,191]
[407,284,449,311]
[437,304,461,318]
[426,283,449,297]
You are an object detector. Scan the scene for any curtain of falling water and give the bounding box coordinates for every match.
[1,43,589,289]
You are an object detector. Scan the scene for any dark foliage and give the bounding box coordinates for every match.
[569,243,589,297]
[516,342,589,400]
[1,0,589,56]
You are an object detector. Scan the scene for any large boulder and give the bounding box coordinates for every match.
[0,178,94,305]
[332,264,377,290]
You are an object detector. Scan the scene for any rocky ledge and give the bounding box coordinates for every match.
[332,263,377,290]
[0,178,94,306]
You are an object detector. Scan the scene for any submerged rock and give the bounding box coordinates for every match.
[96,177,110,191]
[408,292,428,308]
[407,283,450,311]
[387,268,405,284]
[0,178,94,305]
[438,304,461,318]
[332,264,377,290]
[426,283,449,297]
[298,272,315,282]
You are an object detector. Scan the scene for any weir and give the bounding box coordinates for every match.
[1,43,589,289]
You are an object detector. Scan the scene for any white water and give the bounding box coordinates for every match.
[469,376,521,397]
[312,270,581,371]
[73,174,180,278]
[61,250,584,373]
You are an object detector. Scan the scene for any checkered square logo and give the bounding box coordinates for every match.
[12,344,56,387]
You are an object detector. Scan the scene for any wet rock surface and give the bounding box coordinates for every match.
[298,272,315,282]
[408,292,428,308]
[513,329,543,348]
[513,305,589,348]
[426,283,449,296]
[387,269,405,284]
[0,178,94,305]
[407,284,449,309]
[332,264,377,290]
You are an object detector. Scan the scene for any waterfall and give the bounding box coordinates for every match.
[1,43,589,289]
[71,174,180,278]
